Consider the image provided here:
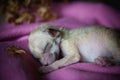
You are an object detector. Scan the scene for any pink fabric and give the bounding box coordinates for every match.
[0,2,120,80]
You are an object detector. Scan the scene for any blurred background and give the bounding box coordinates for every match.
[0,0,119,25]
[0,0,120,10]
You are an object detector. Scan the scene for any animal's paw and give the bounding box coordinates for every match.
[38,66,56,73]
[95,56,114,66]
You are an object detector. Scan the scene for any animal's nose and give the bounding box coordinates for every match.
[42,61,49,66]
[44,63,48,66]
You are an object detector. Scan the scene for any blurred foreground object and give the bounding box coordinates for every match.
[7,46,26,55]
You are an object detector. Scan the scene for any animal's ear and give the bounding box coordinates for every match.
[48,28,61,38]
[44,28,61,38]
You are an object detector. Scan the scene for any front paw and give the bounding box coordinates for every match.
[38,66,57,73]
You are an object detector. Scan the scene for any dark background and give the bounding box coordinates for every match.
[55,0,120,10]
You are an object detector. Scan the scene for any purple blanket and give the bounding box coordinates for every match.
[0,2,120,80]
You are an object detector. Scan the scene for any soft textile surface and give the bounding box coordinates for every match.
[0,2,120,80]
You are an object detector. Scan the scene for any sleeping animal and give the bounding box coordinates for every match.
[29,24,120,73]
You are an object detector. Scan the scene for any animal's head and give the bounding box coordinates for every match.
[29,24,63,66]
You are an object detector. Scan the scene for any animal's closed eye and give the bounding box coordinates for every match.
[43,42,52,53]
